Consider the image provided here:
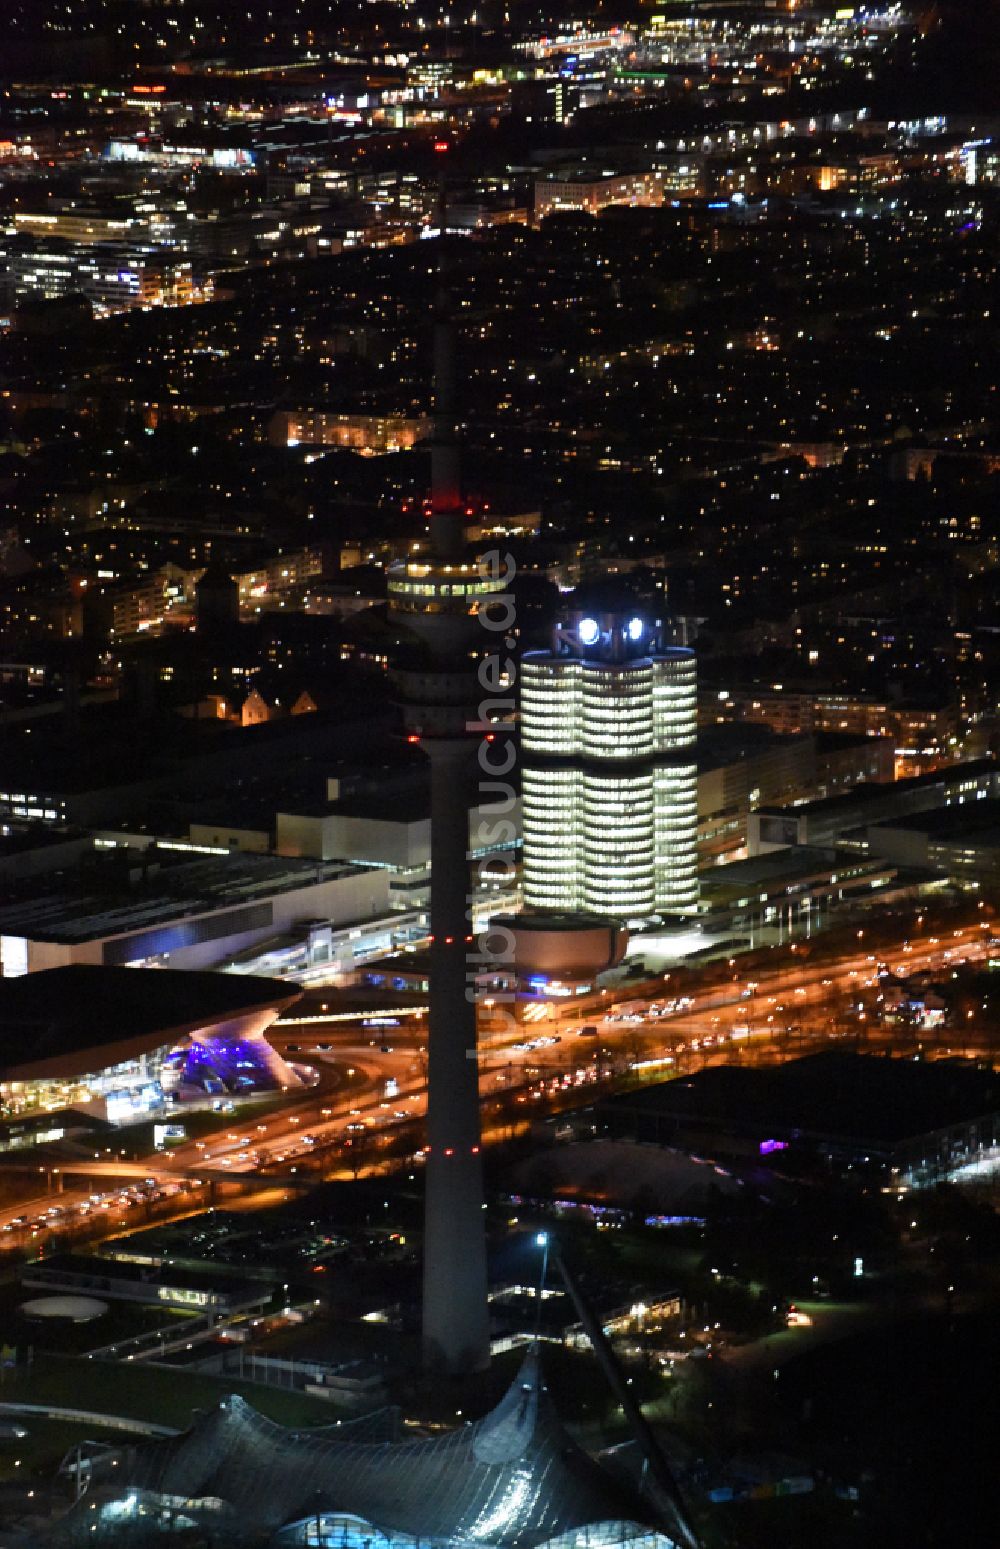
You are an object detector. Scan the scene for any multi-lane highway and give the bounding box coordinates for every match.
[0,1043,407,1245]
[1,918,996,1249]
[513,919,999,1063]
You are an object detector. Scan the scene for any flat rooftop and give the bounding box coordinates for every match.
[0,842,373,945]
[363,950,430,977]
[756,756,999,821]
[298,783,431,824]
[874,798,1000,844]
[698,845,891,907]
[602,1052,1000,1148]
[28,1252,268,1304]
[697,724,807,771]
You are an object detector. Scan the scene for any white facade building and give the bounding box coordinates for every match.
[521,607,698,920]
[0,840,389,978]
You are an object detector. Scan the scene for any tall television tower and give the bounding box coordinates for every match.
[386,161,500,1371]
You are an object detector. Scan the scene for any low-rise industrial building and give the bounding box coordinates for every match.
[749,757,1000,856]
[696,845,902,944]
[277,776,521,914]
[868,799,1000,881]
[599,1052,1000,1180]
[22,1254,272,1315]
[0,839,388,976]
[696,726,892,865]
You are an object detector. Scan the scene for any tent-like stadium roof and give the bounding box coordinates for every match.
[46,1350,677,1549]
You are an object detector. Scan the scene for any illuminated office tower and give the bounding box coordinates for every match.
[521,605,698,921]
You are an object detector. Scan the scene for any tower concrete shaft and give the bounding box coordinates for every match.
[421,736,490,1372]
[387,208,494,1371]
[387,640,501,1375]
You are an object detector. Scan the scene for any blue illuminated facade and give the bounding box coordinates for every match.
[163,1033,292,1095]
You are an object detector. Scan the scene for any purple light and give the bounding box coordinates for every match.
[166,1035,283,1095]
[759,1138,788,1155]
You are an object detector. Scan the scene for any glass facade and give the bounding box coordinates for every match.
[521,646,698,919]
[386,560,509,618]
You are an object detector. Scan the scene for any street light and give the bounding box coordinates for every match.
[535,1232,550,1335]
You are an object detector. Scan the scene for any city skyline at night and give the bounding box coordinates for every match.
[0,2,999,1546]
